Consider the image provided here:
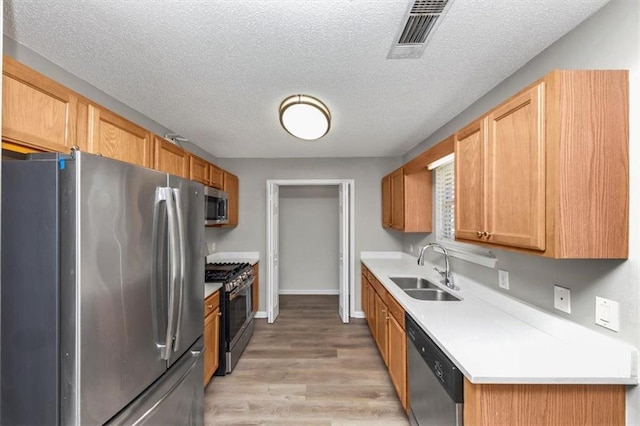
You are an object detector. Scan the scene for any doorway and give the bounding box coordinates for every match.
[266,179,355,324]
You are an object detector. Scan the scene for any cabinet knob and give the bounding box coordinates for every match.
[218,312,222,317]
[476,231,483,237]
[483,231,491,238]
[207,304,213,309]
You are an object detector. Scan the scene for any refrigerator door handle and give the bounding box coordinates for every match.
[152,188,168,355]
[171,187,186,352]
[163,187,180,361]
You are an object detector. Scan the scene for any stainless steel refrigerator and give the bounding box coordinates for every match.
[1,151,205,425]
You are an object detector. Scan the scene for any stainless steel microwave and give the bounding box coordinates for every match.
[205,186,229,225]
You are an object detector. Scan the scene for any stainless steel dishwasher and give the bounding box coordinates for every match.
[406,314,464,426]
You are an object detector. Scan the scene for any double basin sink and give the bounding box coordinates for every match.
[389,276,461,302]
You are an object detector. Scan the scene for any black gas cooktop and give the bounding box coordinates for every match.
[205,262,250,283]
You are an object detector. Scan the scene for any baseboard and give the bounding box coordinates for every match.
[254,311,267,319]
[278,289,340,295]
[352,311,365,319]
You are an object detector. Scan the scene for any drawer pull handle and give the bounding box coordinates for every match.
[207,304,213,309]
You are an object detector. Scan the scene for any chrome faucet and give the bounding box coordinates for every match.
[417,243,457,290]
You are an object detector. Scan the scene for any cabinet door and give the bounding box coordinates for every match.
[390,169,404,230]
[189,155,209,185]
[361,273,368,319]
[374,292,388,366]
[223,172,239,227]
[209,165,224,189]
[154,136,189,178]
[367,284,376,335]
[2,56,78,152]
[87,105,152,168]
[486,83,545,251]
[455,119,486,242]
[381,175,392,228]
[203,307,219,386]
[388,314,407,411]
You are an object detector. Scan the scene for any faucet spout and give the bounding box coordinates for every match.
[416,242,456,290]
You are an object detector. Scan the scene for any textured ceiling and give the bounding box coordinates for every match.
[4,0,609,158]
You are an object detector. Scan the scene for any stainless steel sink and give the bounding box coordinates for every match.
[389,276,440,290]
[404,288,461,302]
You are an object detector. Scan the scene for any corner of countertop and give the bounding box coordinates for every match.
[206,251,260,265]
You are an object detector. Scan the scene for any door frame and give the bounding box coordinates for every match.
[266,179,355,323]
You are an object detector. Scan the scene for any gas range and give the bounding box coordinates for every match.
[204,261,255,375]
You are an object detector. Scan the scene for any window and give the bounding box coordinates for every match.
[434,159,455,242]
[430,154,497,268]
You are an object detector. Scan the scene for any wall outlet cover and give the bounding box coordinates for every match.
[554,285,571,314]
[595,296,620,332]
[498,269,509,290]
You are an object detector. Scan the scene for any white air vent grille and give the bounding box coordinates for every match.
[411,0,448,15]
[388,0,454,59]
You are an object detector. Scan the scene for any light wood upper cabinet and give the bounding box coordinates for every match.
[390,169,404,230]
[2,56,78,152]
[209,165,224,190]
[486,84,545,250]
[455,70,628,258]
[153,136,189,178]
[455,120,486,242]
[189,154,210,186]
[86,104,152,168]
[381,175,392,228]
[455,84,545,251]
[223,171,239,227]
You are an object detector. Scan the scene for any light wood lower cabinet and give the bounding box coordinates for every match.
[362,264,407,410]
[153,136,189,178]
[464,378,625,426]
[203,290,220,387]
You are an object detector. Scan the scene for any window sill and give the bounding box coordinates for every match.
[434,239,497,269]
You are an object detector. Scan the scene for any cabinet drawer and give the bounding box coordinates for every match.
[387,294,405,330]
[204,291,220,318]
[371,277,387,304]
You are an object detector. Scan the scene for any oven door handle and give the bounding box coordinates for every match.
[228,276,255,301]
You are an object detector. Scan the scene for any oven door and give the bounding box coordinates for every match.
[227,278,254,349]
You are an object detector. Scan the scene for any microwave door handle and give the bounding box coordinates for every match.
[171,188,186,352]
[163,187,179,361]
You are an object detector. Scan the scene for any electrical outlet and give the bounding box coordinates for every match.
[554,285,571,314]
[498,269,509,290]
[595,297,620,332]
[209,242,216,253]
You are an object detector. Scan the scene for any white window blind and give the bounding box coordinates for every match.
[435,160,455,241]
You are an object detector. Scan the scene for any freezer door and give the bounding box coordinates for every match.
[106,337,204,426]
[167,176,205,366]
[68,153,170,425]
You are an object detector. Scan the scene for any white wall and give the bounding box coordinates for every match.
[402,0,639,421]
[279,185,339,294]
[206,157,404,312]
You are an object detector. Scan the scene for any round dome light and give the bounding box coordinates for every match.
[279,95,331,140]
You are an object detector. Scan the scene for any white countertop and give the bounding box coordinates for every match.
[204,282,223,299]
[361,251,638,385]
[206,251,259,266]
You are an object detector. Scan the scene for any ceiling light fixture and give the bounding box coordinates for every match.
[279,95,331,141]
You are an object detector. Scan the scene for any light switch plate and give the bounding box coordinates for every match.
[595,296,620,332]
[498,269,509,290]
[554,285,571,314]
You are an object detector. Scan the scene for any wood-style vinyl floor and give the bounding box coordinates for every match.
[204,295,409,425]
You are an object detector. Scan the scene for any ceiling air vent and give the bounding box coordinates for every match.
[388,0,454,59]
